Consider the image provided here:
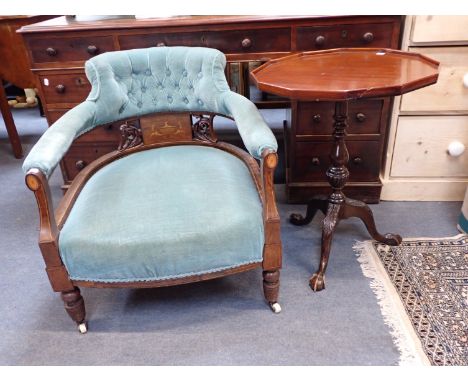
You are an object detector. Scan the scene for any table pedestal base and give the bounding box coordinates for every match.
[289,100,401,292]
[290,196,402,291]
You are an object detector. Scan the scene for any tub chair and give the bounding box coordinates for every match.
[23,47,282,333]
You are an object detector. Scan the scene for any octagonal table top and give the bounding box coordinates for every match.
[250,48,440,101]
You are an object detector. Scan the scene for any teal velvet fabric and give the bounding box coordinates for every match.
[58,146,264,282]
[22,47,277,177]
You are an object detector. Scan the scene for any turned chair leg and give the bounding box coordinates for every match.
[263,270,281,313]
[60,287,87,333]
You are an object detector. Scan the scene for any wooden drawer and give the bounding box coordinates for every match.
[411,16,468,44]
[296,22,394,51]
[119,28,291,54]
[46,109,68,125]
[74,124,121,144]
[62,143,118,181]
[291,140,381,182]
[401,47,468,113]
[39,73,91,105]
[391,116,468,178]
[294,100,383,136]
[27,35,115,63]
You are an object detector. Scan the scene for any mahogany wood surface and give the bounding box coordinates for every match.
[0,83,22,158]
[75,263,262,290]
[61,287,86,325]
[250,48,440,101]
[0,16,54,158]
[0,16,54,88]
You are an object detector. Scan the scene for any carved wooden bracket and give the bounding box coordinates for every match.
[192,114,217,143]
[118,121,143,151]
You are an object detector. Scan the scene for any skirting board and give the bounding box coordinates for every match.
[381,179,468,201]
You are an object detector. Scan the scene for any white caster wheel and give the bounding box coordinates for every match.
[78,322,88,334]
[270,302,282,314]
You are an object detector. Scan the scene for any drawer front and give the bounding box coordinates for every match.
[292,141,381,182]
[75,124,121,144]
[62,143,118,181]
[295,100,383,135]
[28,36,115,63]
[119,28,291,53]
[411,16,468,44]
[296,22,394,51]
[46,109,68,125]
[391,116,468,178]
[401,47,468,113]
[39,73,91,105]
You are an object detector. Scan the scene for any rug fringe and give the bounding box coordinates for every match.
[353,241,431,366]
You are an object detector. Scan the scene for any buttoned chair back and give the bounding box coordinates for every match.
[85,47,231,123]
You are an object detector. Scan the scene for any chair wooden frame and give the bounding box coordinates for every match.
[25,111,282,332]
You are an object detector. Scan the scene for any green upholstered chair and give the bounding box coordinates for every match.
[23,46,282,333]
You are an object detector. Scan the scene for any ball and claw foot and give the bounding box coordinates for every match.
[269,302,282,314]
[78,322,88,334]
[289,213,308,226]
[381,233,403,246]
[309,273,325,292]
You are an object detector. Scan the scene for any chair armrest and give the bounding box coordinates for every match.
[222,91,278,159]
[261,148,280,223]
[260,148,282,271]
[25,168,75,291]
[22,102,96,178]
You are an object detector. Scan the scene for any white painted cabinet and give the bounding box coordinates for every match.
[381,16,468,201]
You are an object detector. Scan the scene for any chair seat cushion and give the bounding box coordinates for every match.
[59,146,264,283]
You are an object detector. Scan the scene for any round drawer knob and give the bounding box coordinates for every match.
[313,114,321,123]
[462,73,468,88]
[356,112,367,122]
[75,160,86,170]
[55,84,66,94]
[241,38,252,49]
[315,35,326,46]
[156,42,166,47]
[353,157,363,165]
[362,32,374,43]
[311,157,320,166]
[46,47,57,56]
[447,141,465,157]
[75,77,86,86]
[87,45,99,55]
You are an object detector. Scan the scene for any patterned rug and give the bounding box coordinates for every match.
[354,234,468,366]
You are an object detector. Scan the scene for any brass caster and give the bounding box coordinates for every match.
[78,322,88,334]
[269,302,282,314]
[309,273,325,292]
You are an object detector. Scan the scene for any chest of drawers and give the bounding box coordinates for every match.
[19,15,402,200]
[382,16,468,201]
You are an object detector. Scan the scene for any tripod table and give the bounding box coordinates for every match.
[251,48,439,291]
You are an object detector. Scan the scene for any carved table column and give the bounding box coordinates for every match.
[251,48,440,291]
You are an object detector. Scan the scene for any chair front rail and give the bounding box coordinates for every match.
[73,262,262,289]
